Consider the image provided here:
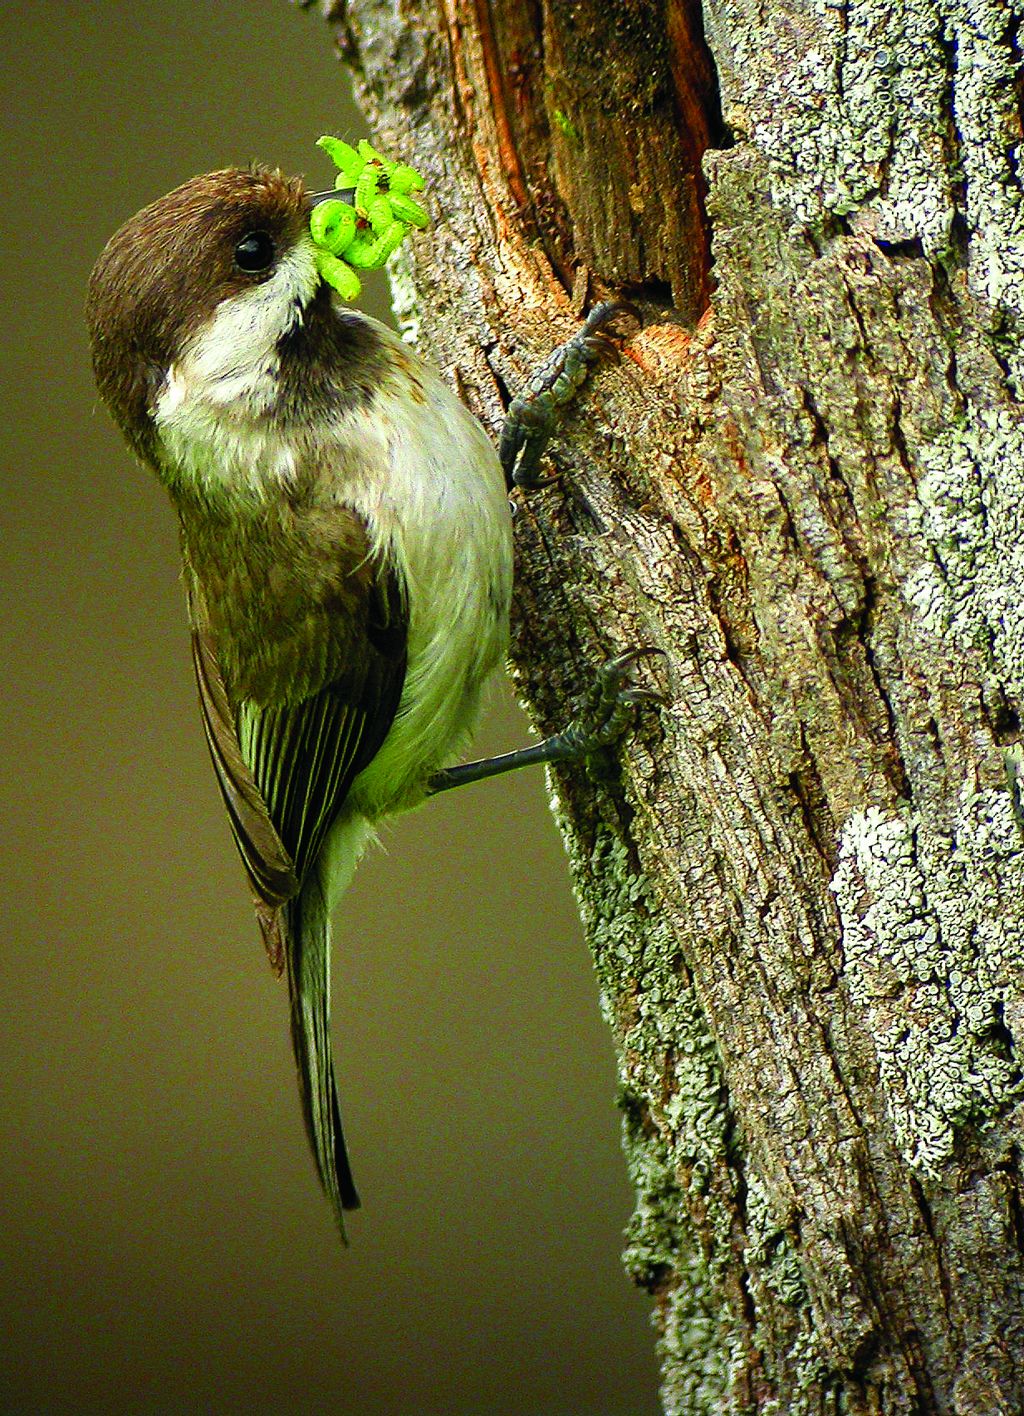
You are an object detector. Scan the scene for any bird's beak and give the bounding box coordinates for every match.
[307,188,357,208]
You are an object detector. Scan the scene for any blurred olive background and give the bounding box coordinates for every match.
[1,4,659,1413]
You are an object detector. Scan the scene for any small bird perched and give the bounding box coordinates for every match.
[87,161,648,1235]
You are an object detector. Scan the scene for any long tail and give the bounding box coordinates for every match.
[285,872,359,1237]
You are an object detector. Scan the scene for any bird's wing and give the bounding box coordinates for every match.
[187,528,408,967]
[188,531,407,1231]
[191,625,299,915]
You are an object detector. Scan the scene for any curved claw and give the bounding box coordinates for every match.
[559,645,670,757]
[617,686,670,709]
[516,469,563,492]
[600,645,667,676]
[579,300,642,338]
[596,647,669,699]
[500,300,641,489]
[424,644,667,796]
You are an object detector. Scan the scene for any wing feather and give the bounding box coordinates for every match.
[191,625,299,909]
[236,692,368,885]
[188,533,407,915]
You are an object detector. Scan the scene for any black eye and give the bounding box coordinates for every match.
[234,231,275,273]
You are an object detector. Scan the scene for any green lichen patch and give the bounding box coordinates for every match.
[563,824,739,1412]
[742,1173,836,1416]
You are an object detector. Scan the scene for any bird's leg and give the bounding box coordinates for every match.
[498,301,640,490]
[426,650,665,796]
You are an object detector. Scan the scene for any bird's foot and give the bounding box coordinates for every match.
[499,301,641,490]
[551,647,667,760]
[426,648,666,796]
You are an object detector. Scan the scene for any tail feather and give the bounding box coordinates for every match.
[285,875,360,1235]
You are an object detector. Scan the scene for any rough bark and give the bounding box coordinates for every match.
[309,0,1024,1409]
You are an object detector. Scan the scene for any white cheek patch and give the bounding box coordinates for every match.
[152,237,321,494]
[159,238,320,419]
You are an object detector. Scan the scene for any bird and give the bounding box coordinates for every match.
[87,161,652,1236]
[87,162,517,1234]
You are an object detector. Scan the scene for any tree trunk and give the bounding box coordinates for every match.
[310,0,1024,1408]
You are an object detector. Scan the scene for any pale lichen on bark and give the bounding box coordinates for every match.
[702,0,1024,1194]
[952,0,1024,383]
[705,0,956,241]
[832,793,1024,1175]
[704,0,1023,288]
[904,415,1024,701]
